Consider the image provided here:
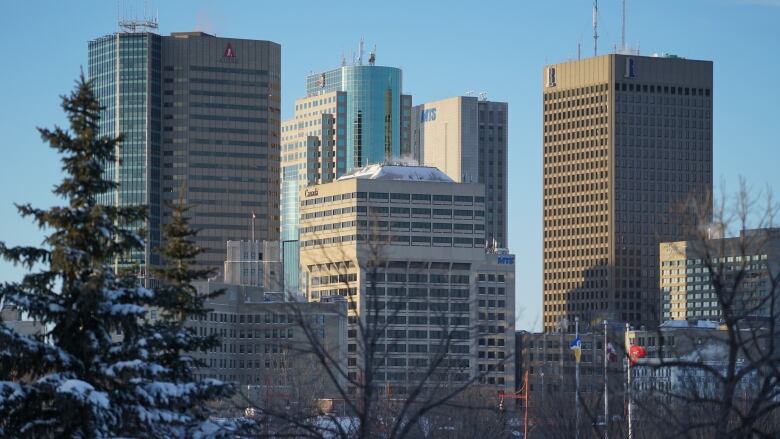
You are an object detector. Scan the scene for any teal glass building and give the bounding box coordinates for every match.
[281,65,410,294]
[89,32,162,274]
[306,65,403,170]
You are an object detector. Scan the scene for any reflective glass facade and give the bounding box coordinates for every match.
[342,66,401,169]
[88,33,162,274]
[89,31,280,281]
[306,66,403,171]
[281,165,300,293]
[282,65,406,294]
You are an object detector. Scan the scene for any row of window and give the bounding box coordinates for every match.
[301,206,485,220]
[300,235,485,248]
[301,220,484,235]
[303,192,484,206]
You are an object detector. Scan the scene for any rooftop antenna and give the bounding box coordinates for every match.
[118,0,158,32]
[358,36,365,66]
[479,91,488,101]
[577,39,581,60]
[368,45,376,66]
[621,0,626,50]
[592,0,598,56]
[465,90,475,97]
[341,53,347,67]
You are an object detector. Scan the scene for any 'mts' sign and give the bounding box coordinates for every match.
[420,108,437,123]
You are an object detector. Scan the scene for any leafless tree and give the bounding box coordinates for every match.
[630,179,780,439]
[238,220,518,438]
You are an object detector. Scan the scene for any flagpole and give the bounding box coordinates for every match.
[626,322,633,439]
[603,319,609,439]
[575,316,580,439]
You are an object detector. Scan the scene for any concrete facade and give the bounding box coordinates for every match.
[189,282,347,406]
[542,54,713,332]
[223,240,284,292]
[297,164,515,393]
[412,96,508,247]
[660,228,780,322]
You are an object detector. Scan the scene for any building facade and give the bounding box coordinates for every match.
[297,164,515,393]
[1,307,45,338]
[625,320,759,400]
[516,326,625,422]
[542,53,713,331]
[660,228,780,322]
[89,31,163,271]
[280,64,412,294]
[89,29,281,278]
[189,282,347,408]
[412,96,509,247]
[223,240,284,292]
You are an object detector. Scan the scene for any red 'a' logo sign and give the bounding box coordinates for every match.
[224,43,236,58]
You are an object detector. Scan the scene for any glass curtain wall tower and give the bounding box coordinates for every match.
[89,32,162,278]
[89,26,281,283]
[281,64,411,294]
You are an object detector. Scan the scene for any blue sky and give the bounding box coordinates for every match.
[0,0,778,331]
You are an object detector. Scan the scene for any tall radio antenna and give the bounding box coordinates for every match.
[592,0,599,56]
[358,36,365,66]
[621,0,626,49]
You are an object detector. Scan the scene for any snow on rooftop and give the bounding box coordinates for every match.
[660,319,720,329]
[337,163,454,183]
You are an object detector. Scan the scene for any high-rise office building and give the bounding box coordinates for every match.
[89,25,281,279]
[297,164,516,392]
[412,96,508,247]
[280,62,412,293]
[542,54,712,332]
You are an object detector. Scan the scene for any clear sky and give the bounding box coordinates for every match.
[0,0,778,331]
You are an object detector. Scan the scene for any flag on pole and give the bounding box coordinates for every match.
[251,211,256,219]
[629,345,647,365]
[570,336,582,363]
[606,342,618,362]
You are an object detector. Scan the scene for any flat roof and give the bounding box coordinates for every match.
[336,163,455,183]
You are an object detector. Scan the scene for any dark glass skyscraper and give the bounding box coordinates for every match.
[89,32,162,272]
[89,29,280,280]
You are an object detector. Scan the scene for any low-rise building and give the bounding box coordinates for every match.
[223,240,284,293]
[189,281,347,407]
[660,228,780,322]
[1,307,45,337]
[626,320,762,400]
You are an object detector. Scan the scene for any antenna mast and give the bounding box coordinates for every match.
[621,0,626,50]
[358,37,365,66]
[592,0,599,56]
[118,0,159,33]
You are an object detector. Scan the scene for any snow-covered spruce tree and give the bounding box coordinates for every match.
[0,75,247,437]
[136,198,252,436]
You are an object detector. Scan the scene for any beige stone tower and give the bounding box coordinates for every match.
[542,53,712,332]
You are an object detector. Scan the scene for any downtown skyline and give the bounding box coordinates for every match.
[1,0,778,332]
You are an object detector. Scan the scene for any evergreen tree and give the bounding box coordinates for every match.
[0,75,247,437]
[136,198,247,436]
